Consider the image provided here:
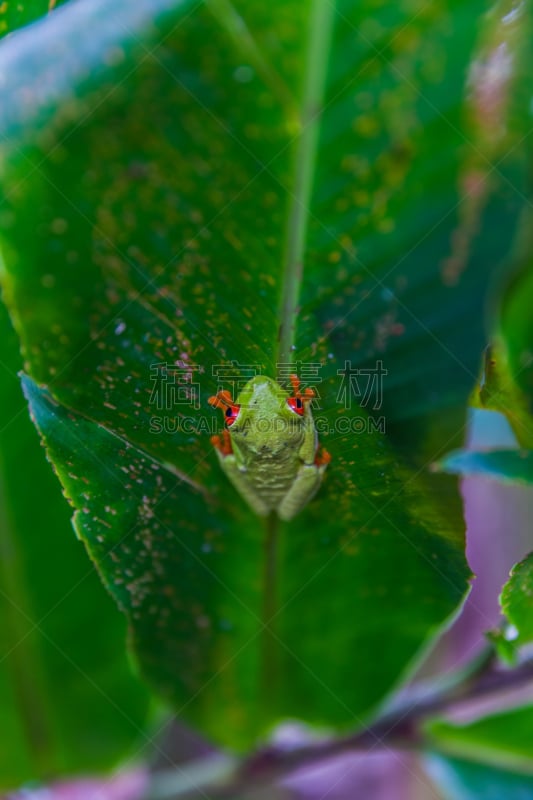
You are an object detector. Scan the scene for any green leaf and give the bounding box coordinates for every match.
[22,374,469,747]
[457,0,533,451]
[425,753,533,800]
[472,345,533,449]
[485,629,519,666]
[2,0,530,747]
[485,257,533,451]
[1,0,526,461]
[0,304,149,788]
[424,704,533,774]
[501,553,533,646]
[434,448,533,485]
[500,258,533,420]
[0,0,69,39]
[466,0,533,449]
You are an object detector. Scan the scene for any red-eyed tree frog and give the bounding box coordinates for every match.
[208,374,330,521]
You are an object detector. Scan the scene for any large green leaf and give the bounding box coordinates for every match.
[1,0,530,748]
[0,303,149,788]
[21,373,469,747]
[3,0,527,460]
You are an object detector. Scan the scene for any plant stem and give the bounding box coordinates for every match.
[261,513,279,707]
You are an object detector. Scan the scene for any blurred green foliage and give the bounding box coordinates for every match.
[0,0,532,794]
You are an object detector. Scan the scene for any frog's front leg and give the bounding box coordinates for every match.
[278,455,330,521]
[211,434,271,517]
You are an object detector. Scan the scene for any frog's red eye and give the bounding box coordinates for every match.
[208,390,241,427]
[287,397,305,416]
[225,404,241,426]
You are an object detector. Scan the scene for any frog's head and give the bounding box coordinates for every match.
[209,375,311,458]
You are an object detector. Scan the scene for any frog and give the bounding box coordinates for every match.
[208,374,330,520]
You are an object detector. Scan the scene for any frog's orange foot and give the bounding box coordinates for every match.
[288,373,314,416]
[315,447,331,467]
[289,373,314,401]
[208,390,233,410]
[211,429,233,456]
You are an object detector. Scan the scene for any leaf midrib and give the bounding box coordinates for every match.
[277,0,335,365]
